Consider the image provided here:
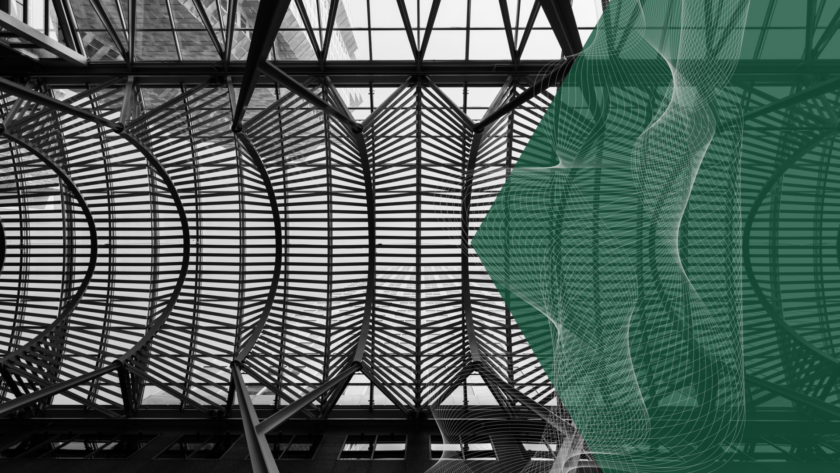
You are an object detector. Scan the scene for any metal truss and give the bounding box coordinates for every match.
[1,2,840,471]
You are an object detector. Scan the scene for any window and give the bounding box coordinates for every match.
[521,436,559,462]
[91,434,157,459]
[270,433,322,460]
[339,434,407,460]
[430,434,496,461]
[157,433,239,460]
[0,432,156,459]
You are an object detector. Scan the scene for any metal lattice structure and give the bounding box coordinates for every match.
[1,0,840,471]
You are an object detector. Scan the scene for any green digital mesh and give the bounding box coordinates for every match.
[473,1,749,471]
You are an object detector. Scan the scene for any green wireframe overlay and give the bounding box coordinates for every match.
[474,0,840,471]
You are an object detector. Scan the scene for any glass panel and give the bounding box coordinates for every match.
[340,434,375,459]
[430,434,461,459]
[433,0,467,27]
[469,30,510,60]
[470,1,504,27]
[157,434,211,459]
[462,435,495,461]
[572,0,601,28]
[41,434,115,459]
[368,0,404,28]
[282,434,321,459]
[0,433,57,459]
[275,29,318,60]
[327,29,369,60]
[370,30,414,59]
[28,0,46,32]
[136,31,180,60]
[424,30,466,60]
[522,440,554,461]
[519,29,562,59]
[342,0,368,28]
[135,0,174,29]
[177,31,222,60]
[91,434,157,459]
[373,434,406,460]
[8,0,24,20]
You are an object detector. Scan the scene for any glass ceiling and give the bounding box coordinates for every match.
[2,0,840,428]
[43,0,602,62]
[3,0,834,64]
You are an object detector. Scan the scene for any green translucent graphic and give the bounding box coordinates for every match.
[476,0,840,471]
[474,1,748,471]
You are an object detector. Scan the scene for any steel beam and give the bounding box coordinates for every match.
[320,0,341,64]
[255,363,360,436]
[232,363,278,473]
[0,217,4,274]
[259,62,361,133]
[361,77,416,131]
[743,129,840,367]
[395,0,420,61]
[476,361,582,444]
[516,0,542,60]
[740,76,840,124]
[232,132,283,363]
[537,0,583,56]
[746,373,840,420]
[424,76,475,131]
[474,59,574,131]
[418,0,442,60]
[231,0,294,130]
[0,364,118,417]
[462,131,482,362]
[54,0,84,55]
[0,133,99,383]
[192,0,224,60]
[88,0,127,60]
[128,0,136,64]
[119,76,134,125]
[0,9,88,65]
[814,5,840,59]
[10,60,840,87]
[0,76,118,130]
[223,0,239,63]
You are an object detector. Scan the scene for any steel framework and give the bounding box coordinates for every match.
[1,0,840,471]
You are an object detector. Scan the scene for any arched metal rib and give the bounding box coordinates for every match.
[0,217,5,275]
[0,77,191,416]
[743,129,840,392]
[0,130,100,416]
[113,133,191,366]
[231,132,282,363]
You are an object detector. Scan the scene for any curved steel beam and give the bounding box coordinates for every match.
[0,132,99,361]
[232,132,283,363]
[114,133,191,367]
[350,129,374,364]
[0,79,191,416]
[0,217,5,275]
[321,79,374,363]
[743,130,840,369]
[0,131,99,416]
[461,129,483,363]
